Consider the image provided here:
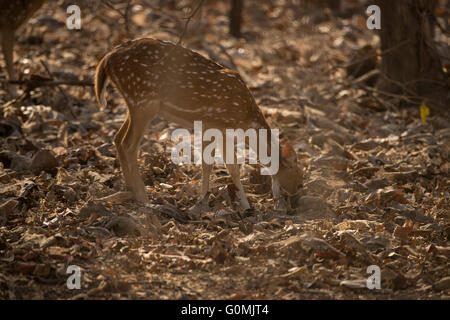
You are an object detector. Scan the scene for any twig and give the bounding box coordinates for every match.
[355,84,419,103]
[404,78,448,86]
[153,0,205,67]
[0,78,94,87]
[40,60,76,119]
[176,0,205,46]
[327,40,411,73]
[200,42,238,72]
[375,72,448,110]
[101,0,134,37]
[431,13,450,35]
[323,68,447,110]
[351,69,380,85]
[217,43,239,71]
[140,1,181,23]
[356,82,447,111]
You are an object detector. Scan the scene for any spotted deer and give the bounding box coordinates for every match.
[0,0,45,85]
[94,38,303,211]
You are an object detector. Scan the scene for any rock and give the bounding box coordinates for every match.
[30,149,58,175]
[79,201,111,219]
[104,216,139,236]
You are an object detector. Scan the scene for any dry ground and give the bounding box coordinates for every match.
[0,0,449,299]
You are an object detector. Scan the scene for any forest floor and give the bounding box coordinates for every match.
[0,1,449,299]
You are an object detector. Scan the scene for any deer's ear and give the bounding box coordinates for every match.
[282,143,297,166]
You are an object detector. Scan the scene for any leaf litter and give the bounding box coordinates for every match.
[0,0,448,299]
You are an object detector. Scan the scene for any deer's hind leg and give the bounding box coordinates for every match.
[117,100,160,202]
[114,115,133,188]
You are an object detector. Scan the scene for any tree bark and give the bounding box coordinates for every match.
[325,0,341,12]
[376,0,448,109]
[229,0,243,38]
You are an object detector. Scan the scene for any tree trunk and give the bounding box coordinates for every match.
[377,0,448,110]
[229,0,243,38]
[325,0,341,12]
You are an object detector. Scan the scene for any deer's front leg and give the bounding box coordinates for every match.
[201,161,213,197]
[188,161,213,216]
[226,163,250,210]
[271,175,289,212]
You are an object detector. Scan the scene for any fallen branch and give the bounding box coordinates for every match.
[351,69,380,85]
[0,78,94,87]
[327,40,411,73]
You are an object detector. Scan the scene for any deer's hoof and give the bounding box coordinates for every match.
[274,197,289,213]
[187,192,211,218]
[134,192,149,203]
